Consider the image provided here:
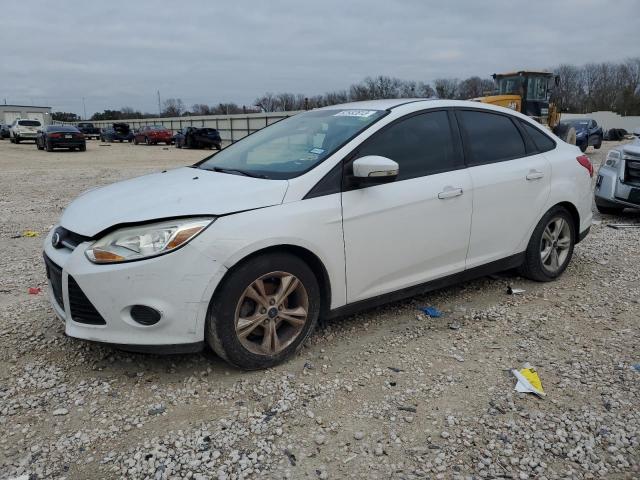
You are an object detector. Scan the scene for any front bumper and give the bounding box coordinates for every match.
[595,165,640,208]
[43,226,227,349]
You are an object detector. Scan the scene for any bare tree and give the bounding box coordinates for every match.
[434,78,459,99]
[191,104,211,115]
[162,98,185,117]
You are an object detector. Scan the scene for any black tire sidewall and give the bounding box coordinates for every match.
[206,253,320,370]
[522,207,576,281]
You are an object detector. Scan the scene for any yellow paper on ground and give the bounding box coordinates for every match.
[22,230,39,237]
[512,364,545,398]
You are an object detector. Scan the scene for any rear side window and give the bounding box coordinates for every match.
[355,110,457,181]
[520,121,556,153]
[458,110,526,165]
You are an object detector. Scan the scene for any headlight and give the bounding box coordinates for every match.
[604,150,621,168]
[85,217,214,264]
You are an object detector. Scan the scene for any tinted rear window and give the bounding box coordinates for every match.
[48,125,79,132]
[458,110,525,165]
[18,120,41,126]
[521,121,555,153]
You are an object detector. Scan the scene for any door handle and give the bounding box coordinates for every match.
[438,187,463,199]
[526,170,544,181]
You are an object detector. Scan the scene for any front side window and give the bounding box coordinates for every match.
[526,77,549,101]
[458,110,526,165]
[198,109,387,179]
[354,111,457,181]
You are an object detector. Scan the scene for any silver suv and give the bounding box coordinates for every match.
[595,131,640,214]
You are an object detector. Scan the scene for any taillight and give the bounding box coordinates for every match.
[48,133,62,139]
[577,155,593,177]
[74,133,84,139]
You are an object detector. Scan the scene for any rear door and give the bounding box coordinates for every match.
[456,109,552,268]
[341,110,473,303]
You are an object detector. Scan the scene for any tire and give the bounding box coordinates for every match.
[186,136,195,149]
[553,124,576,145]
[134,137,139,145]
[596,205,623,215]
[79,144,86,152]
[46,141,53,152]
[15,137,20,144]
[216,144,222,151]
[119,139,123,143]
[519,206,575,282]
[594,137,602,149]
[205,252,321,370]
[37,140,44,150]
[579,143,587,153]
[145,137,150,146]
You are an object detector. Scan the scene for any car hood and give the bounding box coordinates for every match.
[60,167,289,237]
[623,142,640,155]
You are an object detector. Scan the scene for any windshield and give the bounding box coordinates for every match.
[563,119,589,130]
[197,109,387,179]
[18,120,41,127]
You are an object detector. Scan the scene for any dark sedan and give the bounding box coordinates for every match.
[174,127,222,149]
[100,122,134,142]
[36,125,86,152]
[0,124,10,139]
[561,118,603,152]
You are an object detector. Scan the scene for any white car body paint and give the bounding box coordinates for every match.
[43,99,593,350]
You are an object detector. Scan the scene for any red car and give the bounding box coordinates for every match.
[133,125,173,145]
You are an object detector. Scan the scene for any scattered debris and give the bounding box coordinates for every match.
[22,230,39,237]
[632,364,640,372]
[507,286,526,295]
[284,448,297,466]
[10,234,22,239]
[419,306,442,318]
[387,366,404,373]
[52,408,69,416]
[448,321,461,330]
[607,224,640,230]
[147,405,166,416]
[397,405,417,413]
[28,287,41,295]
[512,363,545,398]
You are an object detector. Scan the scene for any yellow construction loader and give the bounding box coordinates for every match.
[476,70,576,144]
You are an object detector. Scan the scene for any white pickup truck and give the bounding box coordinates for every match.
[10,119,42,143]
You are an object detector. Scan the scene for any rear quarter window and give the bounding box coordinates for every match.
[520,121,556,153]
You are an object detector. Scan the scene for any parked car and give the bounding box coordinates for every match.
[43,99,593,369]
[594,135,640,214]
[174,127,222,149]
[560,118,603,152]
[77,122,101,140]
[100,123,134,142]
[0,124,11,139]
[36,125,86,152]
[133,125,173,145]
[10,119,42,143]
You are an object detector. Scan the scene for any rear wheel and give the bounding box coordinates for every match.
[37,140,44,150]
[519,206,575,282]
[205,252,320,370]
[594,136,602,149]
[46,141,53,152]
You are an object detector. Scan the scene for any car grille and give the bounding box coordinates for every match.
[624,153,640,185]
[44,254,64,309]
[68,276,106,325]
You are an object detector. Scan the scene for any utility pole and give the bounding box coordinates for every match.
[157,90,161,117]
[82,97,87,120]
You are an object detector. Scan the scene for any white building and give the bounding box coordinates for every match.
[0,104,52,126]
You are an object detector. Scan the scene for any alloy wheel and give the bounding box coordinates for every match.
[234,271,309,356]
[540,216,571,273]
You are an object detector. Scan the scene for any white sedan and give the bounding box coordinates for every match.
[43,99,593,369]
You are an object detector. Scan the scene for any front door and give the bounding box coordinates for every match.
[341,110,473,303]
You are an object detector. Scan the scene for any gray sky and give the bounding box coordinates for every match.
[2,0,638,116]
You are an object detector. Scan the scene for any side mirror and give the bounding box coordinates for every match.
[352,155,399,185]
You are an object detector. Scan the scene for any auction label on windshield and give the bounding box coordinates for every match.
[334,110,378,117]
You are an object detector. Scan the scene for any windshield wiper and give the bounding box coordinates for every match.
[210,166,268,179]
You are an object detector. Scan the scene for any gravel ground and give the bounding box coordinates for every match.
[0,138,638,480]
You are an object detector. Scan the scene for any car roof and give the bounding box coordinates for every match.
[318,99,430,111]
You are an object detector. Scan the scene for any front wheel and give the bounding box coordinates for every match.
[594,137,602,149]
[519,207,575,282]
[205,253,320,370]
